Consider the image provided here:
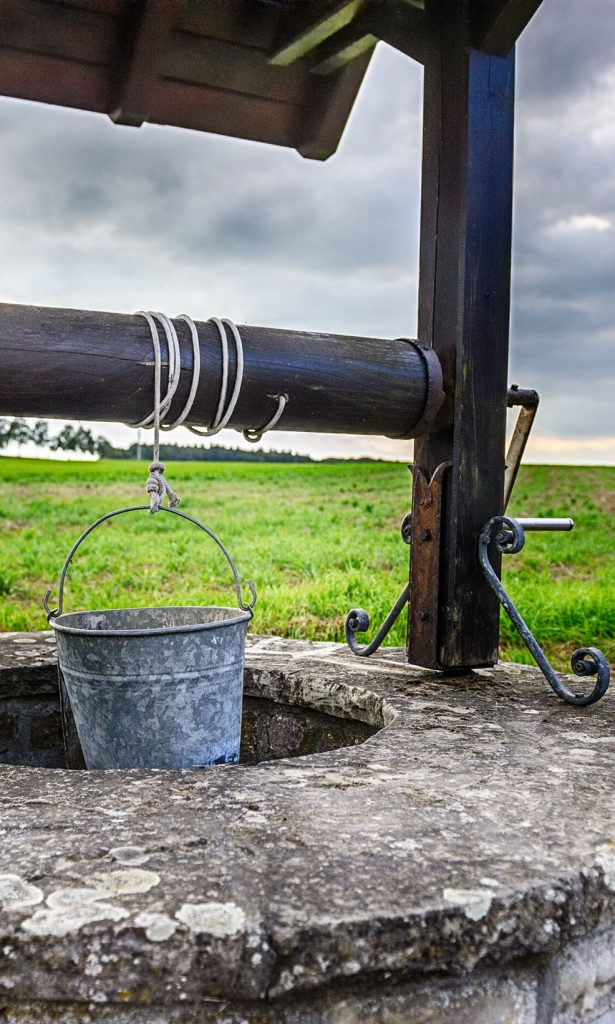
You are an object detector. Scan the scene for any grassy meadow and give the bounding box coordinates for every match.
[0,457,613,670]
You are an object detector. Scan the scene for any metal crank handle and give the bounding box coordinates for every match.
[479,515,610,707]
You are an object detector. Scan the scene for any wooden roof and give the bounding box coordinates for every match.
[0,0,542,160]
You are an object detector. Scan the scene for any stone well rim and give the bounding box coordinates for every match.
[0,632,614,1008]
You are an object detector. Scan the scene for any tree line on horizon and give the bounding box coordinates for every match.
[0,418,314,463]
[0,418,99,455]
[0,418,389,464]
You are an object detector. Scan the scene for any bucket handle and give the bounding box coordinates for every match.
[44,504,256,621]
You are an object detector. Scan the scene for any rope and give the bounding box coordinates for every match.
[134,312,287,512]
[186,317,245,437]
[134,312,182,515]
[242,393,287,443]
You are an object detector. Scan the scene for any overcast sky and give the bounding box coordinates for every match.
[1,0,614,463]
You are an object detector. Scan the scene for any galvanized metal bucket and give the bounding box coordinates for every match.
[44,505,256,771]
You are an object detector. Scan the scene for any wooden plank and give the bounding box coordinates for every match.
[47,0,128,15]
[270,0,363,67]
[0,40,301,150]
[164,30,306,104]
[368,0,426,64]
[407,0,515,669]
[179,0,279,51]
[0,0,118,67]
[0,42,300,146]
[0,303,434,439]
[308,17,376,76]
[307,1,426,71]
[150,78,300,148]
[474,0,543,56]
[110,0,181,126]
[306,1,426,73]
[57,0,281,46]
[0,47,109,111]
[297,49,372,160]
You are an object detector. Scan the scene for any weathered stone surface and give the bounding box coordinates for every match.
[0,965,540,1022]
[0,631,614,1021]
[0,709,17,752]
[0,632,58,698]
[549,928,615,1023]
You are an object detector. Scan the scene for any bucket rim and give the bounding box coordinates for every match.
[49,604,252,638]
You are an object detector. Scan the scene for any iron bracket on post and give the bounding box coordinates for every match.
[344,462,450,657]
[478,515,610,707]
[345,584,410,658]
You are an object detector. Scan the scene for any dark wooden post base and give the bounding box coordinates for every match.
[407,0,516,669]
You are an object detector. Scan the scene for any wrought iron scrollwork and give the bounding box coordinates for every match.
[345,585,410,657]
[479,515,610,707]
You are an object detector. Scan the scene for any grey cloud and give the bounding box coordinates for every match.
[506,1,615,446]
[0,10,613,456]
[518,0,615,104]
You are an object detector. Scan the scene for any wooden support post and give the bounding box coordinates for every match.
[407,0,516,669]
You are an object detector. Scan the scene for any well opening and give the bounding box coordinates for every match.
[0,656,384,770]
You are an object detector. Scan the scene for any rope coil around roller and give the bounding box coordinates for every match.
[133,311,288,513]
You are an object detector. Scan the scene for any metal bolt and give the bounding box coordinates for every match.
[418,610,430,622]
[420,528,432,542]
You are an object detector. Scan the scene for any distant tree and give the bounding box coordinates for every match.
[98,440,314,463]
[95,437,115,459]
[50,424,97,455]
[9,418,31,453]
[0,418,49,451]
[30,420,50,447]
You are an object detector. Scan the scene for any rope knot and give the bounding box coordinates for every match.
[146,461,180,515]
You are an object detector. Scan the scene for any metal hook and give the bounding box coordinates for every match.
[243,394,287,444]
[479,515,610,707]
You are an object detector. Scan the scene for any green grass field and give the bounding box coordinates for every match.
[0,457,613,670]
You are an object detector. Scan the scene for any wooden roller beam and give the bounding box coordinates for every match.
[0,303,444,440]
